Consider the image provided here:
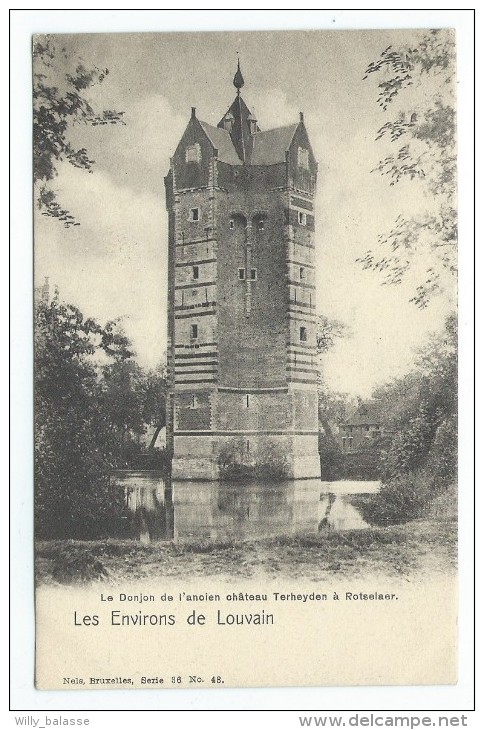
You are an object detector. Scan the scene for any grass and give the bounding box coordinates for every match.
[35,517,457,586]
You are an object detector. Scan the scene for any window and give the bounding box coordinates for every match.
[229,219,235,230]
[190,323,198,340]
[257,219,264,232]
[238,268,246,280]
[189,208,200,222]
[298,211,307,226]
[297,147,309,169]
[189,394,198,409]
[299,266,306,279]
[246,394,250,408]
[299,326,307,342]
[191,289,198,297]
[249,269,257,281]
[186,143,201,163]
[192,265,199,280]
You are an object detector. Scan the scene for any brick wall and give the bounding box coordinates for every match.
[213,391,290,431]
[217,190,288,388]
[175,390,212,430]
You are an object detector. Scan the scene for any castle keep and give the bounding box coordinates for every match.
[165,63,320,480]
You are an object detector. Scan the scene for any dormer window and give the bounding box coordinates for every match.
[186,143,201,163]
[297,147,309,169]
[248,114,257,135]
[189,207,200,222]
[222,113,234,132]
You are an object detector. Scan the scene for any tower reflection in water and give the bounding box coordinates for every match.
[115,472,378,544]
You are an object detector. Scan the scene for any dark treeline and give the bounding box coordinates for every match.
[35,293,168,539]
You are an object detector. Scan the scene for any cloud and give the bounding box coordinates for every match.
[248,87,300,130]
[35,162,168,369]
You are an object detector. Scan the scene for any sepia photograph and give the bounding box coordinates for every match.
[27,20,468,697]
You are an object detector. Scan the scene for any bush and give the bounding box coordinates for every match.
[358,471,433,525]
[363,413,458,525]
[218,439,289,481]
[318,435,345,480]
[52,551,109,583]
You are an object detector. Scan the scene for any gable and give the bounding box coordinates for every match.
[287,122,318,193]
[172,117,215,189]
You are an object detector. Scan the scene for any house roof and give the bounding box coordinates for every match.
[250,124,299,165]
[199,121,243,165]
[345,402,381,426]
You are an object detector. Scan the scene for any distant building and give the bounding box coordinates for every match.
[164,62,320,480]
[339,401,382,452]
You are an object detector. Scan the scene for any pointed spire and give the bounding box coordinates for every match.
[233,57,244,94]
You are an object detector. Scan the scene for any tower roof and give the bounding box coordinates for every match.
[250,123,299,165]
[233,58,244,92]
[199,121,242,165]
[179,62,311,167]
[217,93,259,163]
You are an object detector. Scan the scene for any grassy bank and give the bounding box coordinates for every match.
[36,517,456,586]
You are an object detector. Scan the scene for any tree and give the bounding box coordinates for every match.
[33,35,124,226]
[35,293,133,538]
[316,314,350,355]
[100,359,167,459]
[363,315,457,523]
[315,314,353,479]
[138,363,168,450]
[316,314,352,432]
[358,30,457,307]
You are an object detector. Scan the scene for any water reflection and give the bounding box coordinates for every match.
[174,480,320,543]
[115,472,380,543]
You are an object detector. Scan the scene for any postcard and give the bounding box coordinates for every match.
[33,28,458,690]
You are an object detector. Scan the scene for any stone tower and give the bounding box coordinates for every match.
[165,63,320,480]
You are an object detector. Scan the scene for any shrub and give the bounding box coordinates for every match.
[218,439,289,481]
[52,551,109,583]
[318,434,345,480]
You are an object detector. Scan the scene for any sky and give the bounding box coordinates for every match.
[34,28,456,397]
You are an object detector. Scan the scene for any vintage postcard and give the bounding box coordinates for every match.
[33,28,459,690]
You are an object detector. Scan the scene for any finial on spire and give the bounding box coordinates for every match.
[233,56,244,95]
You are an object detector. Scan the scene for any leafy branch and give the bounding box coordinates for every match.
[360,29,457,307]
[33,36,125,226]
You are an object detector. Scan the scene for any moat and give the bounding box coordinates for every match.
[114,472,381,544]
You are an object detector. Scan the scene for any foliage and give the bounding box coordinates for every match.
[364,315,457,523]
[217,439,289,481]
[318,433,345,480]
[358,30,457,307]
[33,35,124,225]
[316,315,350,354]
[35,293,167,538]
[52,551,109,583]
